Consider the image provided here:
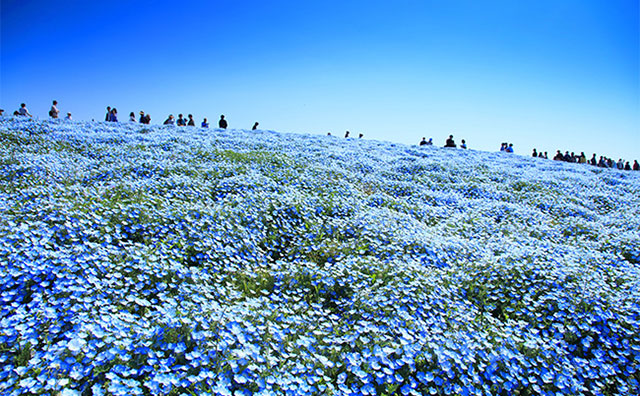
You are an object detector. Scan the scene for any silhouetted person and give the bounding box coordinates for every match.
[500,143,507,151]
[633,160,640,171]
[109,108,118,122]
[578,152,586,164]
[219,115,227,129]
[589,154,597,165]
[0,109,4,116]
[129,112,136,122]
[49,100,60,119]
[177,114,186,126]
[164,115,175,125]
[202,118,209,128]
[460,139,467,149]
[444,135,456,148]
[597,156,606,167]
[505,143,513,153]
[252,122,259,130]
[18,103,32,117]
[187,114,195,126]
[624,162,631,171]
[105,106,111,121]
[419,137,428,146]
[532,149,538,157]
[345,131,350,138]
[359,133,364,139]
[553,150,563,161]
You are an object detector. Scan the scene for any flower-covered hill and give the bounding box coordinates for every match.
[1,117,639,396]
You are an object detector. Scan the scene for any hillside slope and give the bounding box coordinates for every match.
[1,118,639,395]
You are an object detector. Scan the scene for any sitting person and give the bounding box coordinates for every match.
[444,135,456,148]
[532,148,538,157]
[553,150,564,161]
[176,114,186,126]
[505,143,514,153]
[460,139,467,149]
[164,115,175,125]
[187,114,195,126]
[633,160,640,171]
[419,137,428,146]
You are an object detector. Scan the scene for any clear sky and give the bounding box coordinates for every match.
[2,0,639,161]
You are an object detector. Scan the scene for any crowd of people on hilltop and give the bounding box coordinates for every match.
[544,149,640,171]
[3,101,638,171]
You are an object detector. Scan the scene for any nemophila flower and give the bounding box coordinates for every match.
[1,118,640,395]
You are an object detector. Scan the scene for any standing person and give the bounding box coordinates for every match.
[18,103,32,117]
[109,108,118,122]
[460,139,467,149]
[105,106,112,121]
[252,122,259,130]
[532,148,538,157]
[187,114,195,126]
[218,115,227,129]
[633,160,640,171]
[49,100,60,118]
[444,135,456,148]
[129,112,137,122]
[624,162,632,171]
[589,154,597,165]
[344,131,350,138]
[201,118,209,128]
[139,111,146,123]
[177,114,186,126]
[143,113,151,124]
[164,115,175,125]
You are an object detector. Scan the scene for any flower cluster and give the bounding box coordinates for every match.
[1,118,639,395]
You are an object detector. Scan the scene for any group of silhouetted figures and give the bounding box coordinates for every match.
[420,135,468,149]
[538,149,640,171]
[3,101,638,171]
[103,105,260,131]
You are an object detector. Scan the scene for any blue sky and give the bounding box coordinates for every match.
[2,0,638,161]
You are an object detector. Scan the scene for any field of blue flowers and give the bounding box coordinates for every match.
[1,117,639,396]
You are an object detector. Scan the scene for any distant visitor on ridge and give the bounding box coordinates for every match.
[444,135,456,148]
[219,115,228,129]
[253,122,259,130]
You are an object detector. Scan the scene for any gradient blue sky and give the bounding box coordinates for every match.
[2,0,639,161]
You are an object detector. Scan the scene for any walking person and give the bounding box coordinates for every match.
[49,100,60,119]
[18,103,32,117]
